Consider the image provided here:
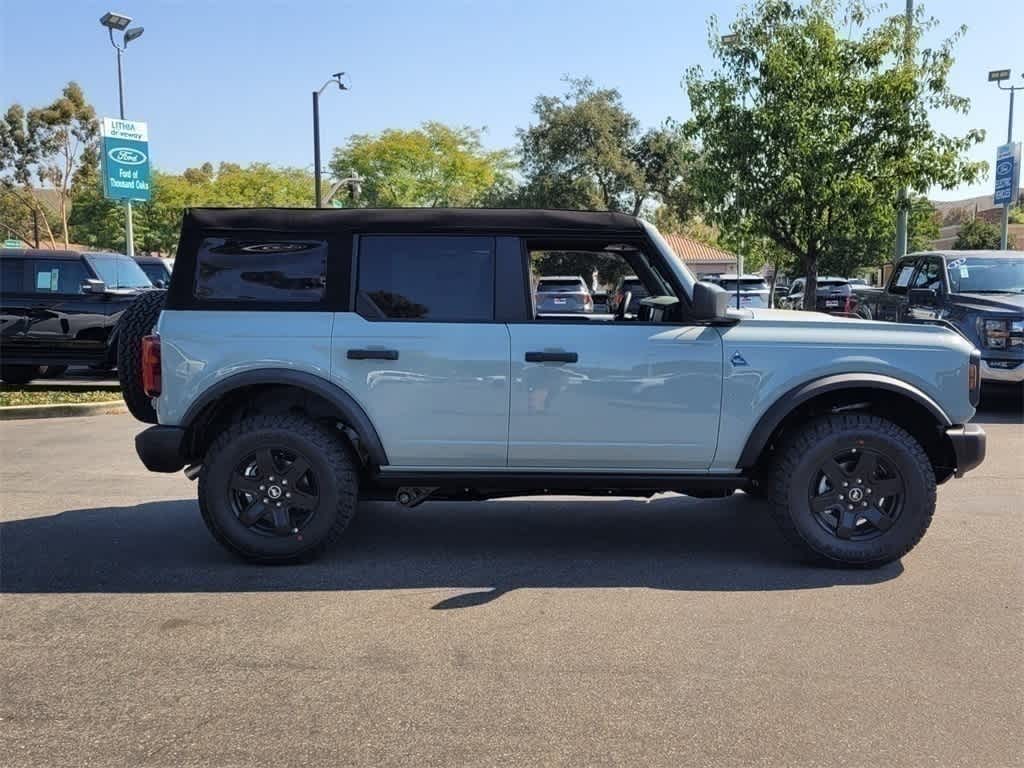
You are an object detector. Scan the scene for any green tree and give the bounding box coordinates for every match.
[907,197,940,252]
[329,122,512,208]
[515,78,693,219]
[683,0,985,309]
[1,83,99,248]
[67,145,123,250]
[953,218,1015,249]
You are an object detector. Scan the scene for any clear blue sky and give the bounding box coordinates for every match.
[0,0,1016,200]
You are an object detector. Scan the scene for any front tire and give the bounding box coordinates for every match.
[198,414,358,563]
[768,414,936,567]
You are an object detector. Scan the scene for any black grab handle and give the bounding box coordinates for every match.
[525,351,578,363]
[347,349,399,361]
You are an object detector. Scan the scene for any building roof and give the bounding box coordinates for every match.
[659,233,737,263]
[185,207,644,234]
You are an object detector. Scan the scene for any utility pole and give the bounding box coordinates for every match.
[894,0,914,261]
[989,70,1021,249]
[312,73,348,208]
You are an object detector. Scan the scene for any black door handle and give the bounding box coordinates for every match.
[525,351,578,363]
[347,349,399,361]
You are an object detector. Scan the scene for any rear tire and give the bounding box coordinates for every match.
[767,414,936,567]
[198,414,358,563]
[117,290,166,423]
[0,365,42,386]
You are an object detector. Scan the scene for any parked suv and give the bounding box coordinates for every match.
[0,248,153,384]
[127,208,985,567]
[859,250,1024,385]
[535,275,593,314]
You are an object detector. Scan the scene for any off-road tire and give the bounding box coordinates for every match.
[768,413,936,567]
[0,365,42,386]
[198,414,358,563]
[117,290,166,423]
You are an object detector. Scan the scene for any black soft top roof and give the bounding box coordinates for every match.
[184,207,643,235]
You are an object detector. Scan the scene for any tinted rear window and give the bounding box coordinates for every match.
[537,279,584,291]
[1,258,26,292]
[357,235,494,321]
[194,238,327,303]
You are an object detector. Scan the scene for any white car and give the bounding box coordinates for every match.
[708,274,771,308]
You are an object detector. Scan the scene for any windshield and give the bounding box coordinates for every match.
[947,256,1024,294]
[641,221,696,296]
[85,254,152,289]
[718,279,768,292]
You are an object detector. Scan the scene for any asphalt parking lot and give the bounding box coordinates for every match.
[1,396,1021,767]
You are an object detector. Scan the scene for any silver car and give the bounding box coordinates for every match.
[534,275,593,313]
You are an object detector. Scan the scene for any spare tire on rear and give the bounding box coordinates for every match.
[117,290,166,423]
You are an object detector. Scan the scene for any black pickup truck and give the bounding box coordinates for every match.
[859,250,1024,386]
[0,248,154,384]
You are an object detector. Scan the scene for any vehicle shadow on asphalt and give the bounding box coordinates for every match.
[973,390,1023,425]
[0,493,901,606]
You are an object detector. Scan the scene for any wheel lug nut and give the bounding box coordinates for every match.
[857,478,863,484]
[276,502,282,507]
[262,498,268,504]
[842,481,849,487]
[269,476,275,482]
[862,502,868,507]
[282,479,288,485]
[286,492,292,498]
[867,488,872,494]
[259,485,265,491]
[838,494,844,500]
[848,504,854,510]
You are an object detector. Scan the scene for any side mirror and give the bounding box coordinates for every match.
[908,287,938,305]
[82,279,107,294]
[692,281,731,321]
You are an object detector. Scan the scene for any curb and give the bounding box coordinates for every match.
[0,400,127,421]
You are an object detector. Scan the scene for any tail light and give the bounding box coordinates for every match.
[583,294,593,307]
[141,334,162,397]
[843,295,858,314]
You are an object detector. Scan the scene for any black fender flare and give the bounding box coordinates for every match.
[182,368,389,466]
[736,373,952,469]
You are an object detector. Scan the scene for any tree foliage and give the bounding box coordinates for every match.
[513,78,692,220]
[0,82,98,248]
[329,122,512,208]
[71,161,314,255]
[953,217,1015,250]
[684,0,985,308]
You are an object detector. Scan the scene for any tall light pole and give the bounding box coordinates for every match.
[894,0,914,261]
[100,11,144,257]
[312,73,348,208]
[989,69,1022,250]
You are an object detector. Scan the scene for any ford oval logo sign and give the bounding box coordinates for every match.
[108,146,147,165]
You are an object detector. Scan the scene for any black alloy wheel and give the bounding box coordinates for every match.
[228,446,321,536]
[807,447,905,542]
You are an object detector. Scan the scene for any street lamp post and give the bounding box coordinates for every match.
[894,0,914,262]
[312,73,348,208]
[989,69,1022,250]
[100,11,144,257]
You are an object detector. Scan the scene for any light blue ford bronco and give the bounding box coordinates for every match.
[123,208,986,566]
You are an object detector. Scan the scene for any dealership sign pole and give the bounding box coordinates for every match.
[989,69,1022,250]
[100,118,151,257]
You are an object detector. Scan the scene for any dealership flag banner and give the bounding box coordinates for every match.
[100,118,151,202]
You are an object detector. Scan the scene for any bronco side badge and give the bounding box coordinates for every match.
[730,352,749,367]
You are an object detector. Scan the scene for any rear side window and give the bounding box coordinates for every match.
[1,258,26,292]
[356,236,494,321]
[194,238,327,303]
[30,259,90,294]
